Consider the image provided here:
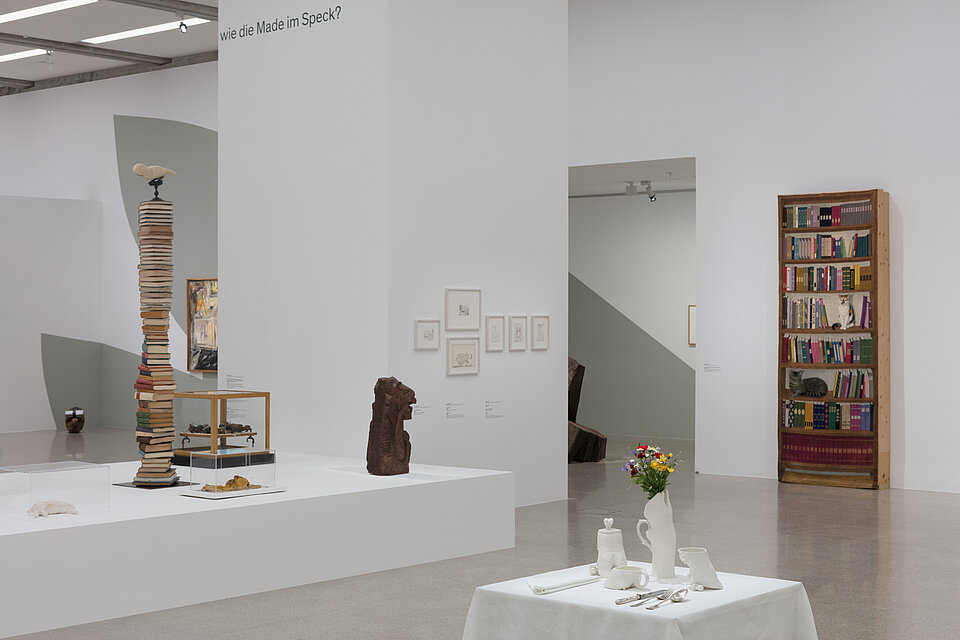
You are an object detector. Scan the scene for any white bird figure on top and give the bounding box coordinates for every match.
[132,163,176,181]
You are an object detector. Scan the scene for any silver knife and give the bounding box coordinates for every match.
[615,589,667,605]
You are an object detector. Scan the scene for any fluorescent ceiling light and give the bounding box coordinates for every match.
[82,17,209,44]
[0,48,45,63]
[0,0,97,25]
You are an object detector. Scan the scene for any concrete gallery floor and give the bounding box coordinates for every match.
[5,429,959,640]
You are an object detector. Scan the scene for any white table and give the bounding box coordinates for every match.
[462,563,818,640]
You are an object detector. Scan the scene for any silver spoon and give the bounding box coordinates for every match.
[631,587,676,608]
[646,587,688,610]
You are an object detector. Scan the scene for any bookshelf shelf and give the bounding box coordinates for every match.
[779,394,875,403]
[781,223,873,234]
[780,328,876,335]
[778,189,889,490]
[781,288,874,294]
[780,427,874,438]
[782,257,871,265]
[780,362,875,370]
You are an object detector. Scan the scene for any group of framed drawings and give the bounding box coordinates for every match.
[414,288,550,376]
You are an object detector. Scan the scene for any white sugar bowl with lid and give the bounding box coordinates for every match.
[590,517,628,578]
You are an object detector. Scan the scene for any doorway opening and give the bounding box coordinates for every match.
[567,158,696,460]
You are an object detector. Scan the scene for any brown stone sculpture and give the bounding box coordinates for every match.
[568,357,586,422]
[567,357,607,463]
[366,377,417,476]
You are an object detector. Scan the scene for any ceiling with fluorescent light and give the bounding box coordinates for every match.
[0,0,217,94]
[568,158,696,197]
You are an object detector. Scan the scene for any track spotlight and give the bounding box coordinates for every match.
[642,180,656,203]
[177,12,187,33]
[625,181,638,196]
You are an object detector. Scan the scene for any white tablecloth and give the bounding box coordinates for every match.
[462,563,818,640]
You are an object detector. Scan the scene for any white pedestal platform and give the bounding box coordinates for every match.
[0,453,515,638]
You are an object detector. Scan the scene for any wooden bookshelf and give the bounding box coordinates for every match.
[777,189,889,489]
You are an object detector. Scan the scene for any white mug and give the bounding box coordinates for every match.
[603,565,650,590]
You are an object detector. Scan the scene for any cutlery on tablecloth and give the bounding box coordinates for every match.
[646,588,689,610]
[631,587,676,608]
[615,589,667,605]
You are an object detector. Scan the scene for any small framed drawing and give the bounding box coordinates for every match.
[485,315,505,352]
[414,319,440,350]
[445,288,481,331]
[688,305,696,346]
[531,315,549,350]
[508,315,527,351]
[447,337,479,375]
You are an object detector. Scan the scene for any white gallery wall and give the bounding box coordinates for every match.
[217,0,391,463]
[219,0,568,505]
[0,196,101,432]
[0,63,217,430]
[569,191,696,368]
[386,1,568,504]
[569,0,958,492]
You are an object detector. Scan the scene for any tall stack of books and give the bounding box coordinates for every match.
[134,199,179,486]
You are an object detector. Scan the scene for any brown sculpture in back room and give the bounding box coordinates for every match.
[366,377,417,475]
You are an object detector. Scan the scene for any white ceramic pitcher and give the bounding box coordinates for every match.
[636,490,677,579]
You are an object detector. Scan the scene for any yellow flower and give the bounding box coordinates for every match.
[667,453,673,458]
[668,467,674,472]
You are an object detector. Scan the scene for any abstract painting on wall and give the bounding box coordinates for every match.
[187,278,218,372]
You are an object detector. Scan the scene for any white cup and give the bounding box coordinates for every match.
[678,546,723,590]
[602,565,650,590]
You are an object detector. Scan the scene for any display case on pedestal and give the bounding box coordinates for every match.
[0,461,110,520]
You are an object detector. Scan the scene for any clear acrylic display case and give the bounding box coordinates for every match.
[184,449,279,499]
[0,461,111,520]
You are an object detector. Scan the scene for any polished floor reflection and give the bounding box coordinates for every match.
[6,430,959,639]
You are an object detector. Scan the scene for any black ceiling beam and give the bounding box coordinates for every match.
[0,50,216,98]
[0,32,171,65]
[0,76,35,89]
[105,0,218,21]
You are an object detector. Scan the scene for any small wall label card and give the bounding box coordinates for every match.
[445,288,481,331]
[531,315,549,350]
[412,404,432,417]
[484,400,504,419]
[445,402,466,420]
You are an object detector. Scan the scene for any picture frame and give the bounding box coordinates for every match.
[445,288,481,331]
[531,315,550,350]
[446,337,479,375]
[688,304,696,346]
[485,315,505,351]
[187,278,218,372]
[414,319,440,350]
[508,315,527,351]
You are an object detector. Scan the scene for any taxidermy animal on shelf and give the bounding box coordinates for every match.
[789,370,828,398]
[835,295,856,330]
[366,377,417,476]
[132,163,176,182]
[28,500,78,518]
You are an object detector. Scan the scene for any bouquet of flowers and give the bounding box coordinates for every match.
[622,444,679,499]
